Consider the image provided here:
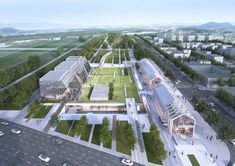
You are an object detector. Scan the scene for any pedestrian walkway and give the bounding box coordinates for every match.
[111,115,117,151]
[88,124,95,144]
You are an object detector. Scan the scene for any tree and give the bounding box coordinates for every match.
[195,100,209,113]
[76,116,88,136]
[27,55,40,70]
[149,124,167,160]
[218,124,235,142]
[207,111,220,126]
[191,95,199,105]
[125,123,136,150]
[13,91,28,108]
[100,117,111,146]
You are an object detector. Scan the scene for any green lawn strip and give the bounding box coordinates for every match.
[143,133,162,164]
[95,50,110,63]
[103,130,112,149]
[55,120,73,135]
[91,124,101,145]
[116,121,131,155]
[32,106,52,118]
[188,154,200,166]
[81,125,92,141]
[68,120,79,137]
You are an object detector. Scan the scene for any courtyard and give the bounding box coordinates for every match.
[79,68,140,102]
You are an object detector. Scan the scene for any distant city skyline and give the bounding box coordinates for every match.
[0,0,234,29]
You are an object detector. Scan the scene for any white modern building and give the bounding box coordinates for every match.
[139,58,196,136]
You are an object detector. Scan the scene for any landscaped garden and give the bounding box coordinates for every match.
[104,51,119,64]
[116,121,132,155]
[25,102,52,119]
[55,119,92,141]
[79,68,140,102]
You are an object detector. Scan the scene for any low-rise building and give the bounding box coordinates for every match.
[139,58,196,137]
[188,63,231,87]
[90,85,109,101]
[206,53,224,63]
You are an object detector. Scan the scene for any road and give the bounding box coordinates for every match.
[0,118,143,166]
[136,36,235,163]
[0,37,95,92]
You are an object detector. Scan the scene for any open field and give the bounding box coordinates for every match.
[0,50,48,69]
[116,121,132,155]
[8,38,81,48]
[104,51,119,64]
[79,68,140,102]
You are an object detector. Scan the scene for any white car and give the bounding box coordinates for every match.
[11,129,21,134]
[0,121,8,126]
[230,139,235,145]
[209,102,215,107]
[0,131,4,136]
[38,153,50,163]
[121,158,133,166]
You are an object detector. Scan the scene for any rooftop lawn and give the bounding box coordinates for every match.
[188,154,200,166]
[79,68,140,102]
[116,121,132,155]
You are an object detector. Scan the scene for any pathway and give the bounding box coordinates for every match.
[111,115,117,151]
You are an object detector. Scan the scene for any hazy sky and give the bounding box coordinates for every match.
[0,0,234,28]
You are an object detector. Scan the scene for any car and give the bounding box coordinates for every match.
[11,129,21,134]
[121,158,133,166]
[209,102,215,107]
[62,163,73,166]
[198,87,206,91]
[230,139,235,145]
[0,121,8,126]
[52,136,64,145]
[38,153,50,163]
[0,131,4,136]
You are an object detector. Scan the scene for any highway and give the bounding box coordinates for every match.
[136,36,235,163]
[0,118,143,166]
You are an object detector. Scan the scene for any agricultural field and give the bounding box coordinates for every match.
[79,68,140,102]
[8,38,81,48]
[104,51,119,64]
[0,50,48,69]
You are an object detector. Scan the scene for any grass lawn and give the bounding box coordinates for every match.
[80,125,92,141]
[55,120,73,135]
[188,154,200,166]
[79,68,140,102]
[143,133,162,164]
[94,50,110,63]
[104,51,119,64]
[116,121,132,155]
[67,120,79,137]
[32,106,52,118]
[91,124,101,145]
